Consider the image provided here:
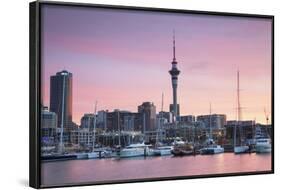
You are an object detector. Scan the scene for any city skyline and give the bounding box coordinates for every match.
[41,5,272,125]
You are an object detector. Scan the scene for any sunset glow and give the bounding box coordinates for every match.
[41,5,272,125]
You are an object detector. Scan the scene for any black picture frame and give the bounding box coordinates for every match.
[29,1,274,188]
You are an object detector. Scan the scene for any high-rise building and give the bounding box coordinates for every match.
[197,114,227,129]
[138,102,156,132]
[97,110,107,129]
[105,110,140,132]
[80,114,95,130]
[180,115,195,123]
[50,70,73,132]
[158,111,173,123]
[169,32,180,122]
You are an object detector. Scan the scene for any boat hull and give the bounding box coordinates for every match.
[256,144,271,153]
[200,148,224,155]
[119,148,145,158]
[41,154,77,162]
[234,146,249,154]
[152,146,173,156]
[87,152,100,159]
[76,153,88,159]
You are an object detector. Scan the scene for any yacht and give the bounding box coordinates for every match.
[200,144,224,154]
[118,142,150,158]
[171,143,194,156]
[152,146,173,156]
[87,151,101,159]
[76,152,89,159]
[256,138,271,153]
[172,137,186,146]
[234,146,249,154]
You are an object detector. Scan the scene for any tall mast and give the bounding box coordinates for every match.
[118,110,121,147]
[156,93,164,145]
[234,70,242,147]
[160,93,164,142]
[264,107,269,125]
[209,102,212,139]
[237,70,241,122]
[92,101,97,152]
[58,75,65,154]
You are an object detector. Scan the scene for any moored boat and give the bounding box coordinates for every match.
[152,146,173,156]
[200,144,224,155]
[118,142,151,158]
[256,138,271,153]
[234,145,249,154]
[41,153,77,162]
[171,143,194,156]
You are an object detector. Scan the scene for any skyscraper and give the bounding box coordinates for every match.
[50,70,73,132]
[138,102,156,132]
[80,114,95,130]
[169,32,180,122]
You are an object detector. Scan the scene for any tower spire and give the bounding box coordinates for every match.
[173,30,176,61]
[169,30,180,123]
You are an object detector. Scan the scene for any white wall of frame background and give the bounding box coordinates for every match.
[0,0,279,189]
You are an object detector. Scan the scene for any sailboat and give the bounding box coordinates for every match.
[234,71,249,154]
[116,110,150,158]
[152,93,173,156]
[87,101,102,159]
[200,103,224,155]
[255,113,271,153]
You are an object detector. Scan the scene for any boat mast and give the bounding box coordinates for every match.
[264,107,269,125]
[118,110,121,147]
[87,114,91,146]
[209,102,212,140]
[92,101,97,152]
[160,93,164,142]
[234,70,242,147]
[156,93,164,145]
[143,112,146,142]
[58,75,65,154]
[237,70,241,122]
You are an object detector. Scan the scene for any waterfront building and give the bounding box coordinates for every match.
[169,32,181,122]
[80,113,95,130]
[197,114,226,129]
[179,115,195,124]
[159,111,173,123]
[163,122,206,144]
[50,70,73,132]
[124,115,136,131]
[106,110,141,132]
[70,128,93,147]
[225,120,256,145]
[138,102,157,132]
[97,110,107,129]
[156,114,168,127]
[41,106,57,145]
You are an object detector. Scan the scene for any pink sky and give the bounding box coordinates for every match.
[41,5,272,125]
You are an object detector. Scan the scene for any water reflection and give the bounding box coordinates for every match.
[41,153,271,186]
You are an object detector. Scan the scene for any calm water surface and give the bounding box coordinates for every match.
[41,153,271,186]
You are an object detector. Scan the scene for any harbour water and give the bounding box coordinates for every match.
[41,153,271,186]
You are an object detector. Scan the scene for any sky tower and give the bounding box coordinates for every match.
[169,32,180,123]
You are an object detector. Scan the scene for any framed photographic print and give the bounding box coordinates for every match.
[29,0,274,188]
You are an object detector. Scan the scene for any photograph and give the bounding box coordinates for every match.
[37,2,273,187]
